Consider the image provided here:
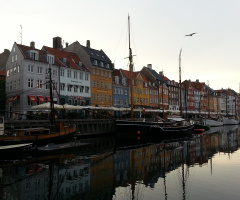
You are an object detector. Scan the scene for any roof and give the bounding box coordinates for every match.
[16,43,48,63]
[82,45,113,70]
[0,68,6,76]
[43,46,89,71]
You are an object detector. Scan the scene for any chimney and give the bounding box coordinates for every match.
[86,40,90,48]
[159,71,164,77]
[196,79,199,83]
[30,41,35,49]
[147,64,152,69]
[53,37,62,49]
[65,42,69,48]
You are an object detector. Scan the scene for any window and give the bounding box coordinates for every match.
[101,82,103,88]
[85,73,89,81]
[37,80,42,89]
[109,72,111,78]
[53,70,57,77]
[11,56,14,62]
[109,83,111,89]
[45,83,50,89]
[97,94,99,101]
[101,70,104,76]
[60,83,65,91]
[7,70,9,77]
[37,66,43,74]
[100,62,104,67]
[93,60,98,65]
[92,69,95,75]
[74,86,78,92]
[92,93,95,100]
[74,71,77,79]
[80,86,84,93]
[28,79,33,88]
[105,71,108,77]
[17,65,20,73]
[97,70,99,75]
[67,70,71,78]
[92,80,95,87]
[79,72,83,80]
[105,83,107,89]
[97,81,100,88]
[28,65,34,72]
[47,55,54,64]
[60,69,65,76]
[109,95,112,102]
[67,85,72,92]
[85,86,89,93]
[18,79,20,89]
[9,81,12,90]
[30,51,39,60]
[106,63,109,68]
[15,54,17,61]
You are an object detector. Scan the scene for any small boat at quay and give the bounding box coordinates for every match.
[0,120,76,145]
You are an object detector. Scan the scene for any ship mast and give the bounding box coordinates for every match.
[179,49,182,117]
[128,15,134,121]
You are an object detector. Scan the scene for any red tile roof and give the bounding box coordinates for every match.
[43,46,89,71]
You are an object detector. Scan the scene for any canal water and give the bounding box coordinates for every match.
[0,125,240,200]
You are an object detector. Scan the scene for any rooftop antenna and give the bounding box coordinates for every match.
[20,25,22,44]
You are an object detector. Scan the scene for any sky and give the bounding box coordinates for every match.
[1,0,240,92]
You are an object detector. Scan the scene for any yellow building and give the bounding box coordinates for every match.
[121,70,150,108]
[65,40,114,107]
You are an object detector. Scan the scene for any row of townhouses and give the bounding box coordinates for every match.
[1,36,240,119]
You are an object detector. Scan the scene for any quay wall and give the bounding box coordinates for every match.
[4,119,116,137]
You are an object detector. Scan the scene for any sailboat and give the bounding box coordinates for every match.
[115,15,194,138]
[0,65,76,146]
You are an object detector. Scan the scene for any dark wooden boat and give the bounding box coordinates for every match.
[0,121,76,145]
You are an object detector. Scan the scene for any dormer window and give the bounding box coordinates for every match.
[145,83,147,87]
[105,63,109,68]
[93,60,98,65]
[122,78,126,85]
[79,61,82,67]
[47,54,54,64]
[30,50,39,60]
[63,58,67,64]
[100,62,104,67]
[115,76,119,84]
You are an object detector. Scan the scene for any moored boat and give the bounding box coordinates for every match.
[0,118,76,145]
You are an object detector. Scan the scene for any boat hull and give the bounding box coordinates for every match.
[0,124,76,145]
[115,120,194,139]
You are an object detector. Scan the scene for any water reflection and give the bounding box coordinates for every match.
[0,125,240,200]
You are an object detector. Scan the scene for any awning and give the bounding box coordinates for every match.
[28,95,37,102]
[12,95,19,102]
[46,96,50,102]
[8,96,14,102]
[37,96,45,103]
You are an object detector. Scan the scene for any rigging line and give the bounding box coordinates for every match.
[113,18,128,64]
[130,22,139,72]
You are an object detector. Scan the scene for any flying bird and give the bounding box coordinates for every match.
[185,32,197,37]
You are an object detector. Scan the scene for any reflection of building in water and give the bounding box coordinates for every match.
[89,152,114,199]
[1,157,91,200]
[114,149,130,186]
[0,126,240,199]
